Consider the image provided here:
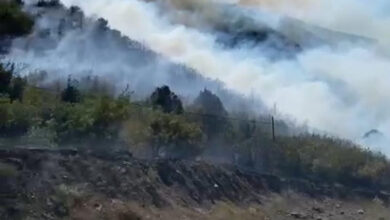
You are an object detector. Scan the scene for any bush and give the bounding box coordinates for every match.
[123,108,203,158]
[53,95,131,142]
[150,113,204,157]
[0,100,37,136]
[275,135,390,187]
[0,162,18,177]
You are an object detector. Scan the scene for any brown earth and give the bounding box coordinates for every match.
[0,148,389,220]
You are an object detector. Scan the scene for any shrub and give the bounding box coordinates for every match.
[275,135,390,187]
[53,95,131,142]
[124,108,204,158]
[0,162,18,177]
[150,113,204,157]
[0,100,37,136]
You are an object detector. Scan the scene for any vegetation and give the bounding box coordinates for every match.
[61,77,81,103]
[150,85,183,114]
[191,89,229,139]
[0,63,27,102]
[0,66,388,190]
[274,136,390,187]
[0,3,389,191]
[124,108,203,158]
[36,0,60,8]
[0,161,18,177]
[0,1,34,37]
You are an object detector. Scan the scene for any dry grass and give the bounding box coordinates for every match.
[57,189,390,220]
[67,196,269,220]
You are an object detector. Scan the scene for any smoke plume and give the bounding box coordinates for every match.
[1,0,388,155]
[54,0,390,155]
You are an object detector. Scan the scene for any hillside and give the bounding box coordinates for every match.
[1,1,390,220]
[1,148,390,220]
[2,0,243,105]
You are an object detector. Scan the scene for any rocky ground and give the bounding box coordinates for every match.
[0,148,389,220]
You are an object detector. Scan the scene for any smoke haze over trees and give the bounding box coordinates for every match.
[53,0,390,156]
[1,0,390,194]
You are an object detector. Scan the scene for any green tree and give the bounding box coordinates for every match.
[0,1,34,37]
[150,85,183,114]
[0,63,13,95]
[9,76,26,102]
[61,77,81,103]
[192,89,229,138]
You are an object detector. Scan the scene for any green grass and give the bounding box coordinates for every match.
[0,162,18,177]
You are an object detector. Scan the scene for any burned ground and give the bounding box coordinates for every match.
[0,148,389,220]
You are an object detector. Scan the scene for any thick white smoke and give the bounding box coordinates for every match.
[5,0,384,156]
[6,0,266,114]
[57,0,390,155]
[235,0,390,46]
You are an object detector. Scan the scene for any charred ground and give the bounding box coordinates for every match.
[1,148,390,220]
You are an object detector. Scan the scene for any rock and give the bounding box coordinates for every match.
[54,205,68,217]
[4,158,24,170]
[6,205,22,216]
[119,168,127,174]
[42,212,55,220]
[249,207,257,214]
[357,209,364,215]
[94,203,102,211]
[289,211,306,219]
[373,196,384,205]
[312,206,324,213]
[46,198,54,207]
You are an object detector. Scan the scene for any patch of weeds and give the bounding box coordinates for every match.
[51,184,85,217]
[0,162,18,177]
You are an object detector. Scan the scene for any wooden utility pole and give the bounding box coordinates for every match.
[271,116,275,142]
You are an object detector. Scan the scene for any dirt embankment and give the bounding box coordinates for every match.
[0,148,389,220]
